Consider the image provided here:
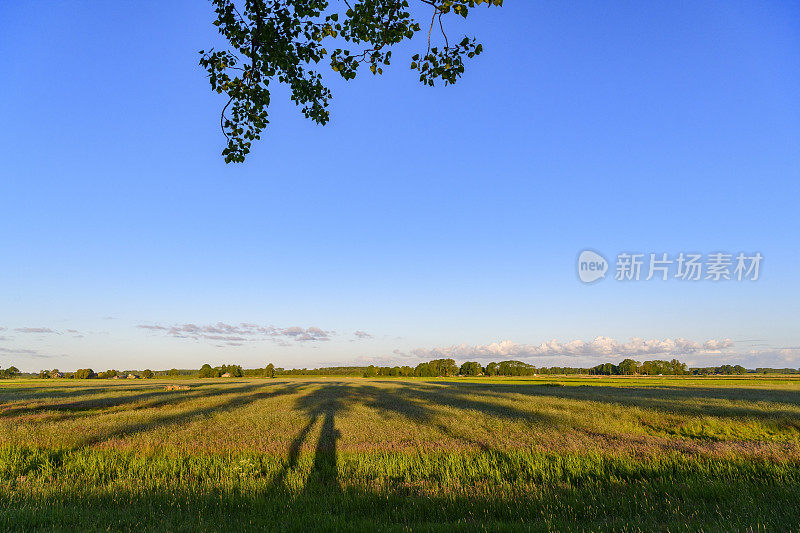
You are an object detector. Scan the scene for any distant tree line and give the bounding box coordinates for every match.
[586,359,689,376]
[0,366,19,379]
[12,359,800,380]
[33,366,249,380]
[244,365,365,377]
[357,358,693,378]
[362,359,459,378]
[35,368,158,379]
[691,365,747,375]
[198,364,243,378]
[360,359,460,378]
[754,367,800,374]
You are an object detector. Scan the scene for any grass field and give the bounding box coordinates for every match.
[1,376,799,531]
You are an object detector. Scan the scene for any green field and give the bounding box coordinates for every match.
[1,376,800,531]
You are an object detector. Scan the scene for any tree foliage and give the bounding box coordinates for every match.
[0,366,19,379]
[414,358,459,377]
[199,363,217,378]
[483,361,536,376]
[74,368,96,380]
[459,361,482,376]
[201,0,503,162]
[694,365,748,375]
[199,363,244,378]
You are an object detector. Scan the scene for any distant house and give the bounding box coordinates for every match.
[221,372,232,378]
[127,374,139,379]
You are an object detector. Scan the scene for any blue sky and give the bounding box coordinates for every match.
[1,1,798,372]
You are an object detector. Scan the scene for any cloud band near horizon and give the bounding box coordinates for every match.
[407,336,735,361]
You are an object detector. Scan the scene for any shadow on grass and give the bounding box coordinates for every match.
[72,381,309,449]
[0,381,301,422]
[3,466,800,532]
[0,384,166,404]
[4,380,800,531]
[422,380,800,421]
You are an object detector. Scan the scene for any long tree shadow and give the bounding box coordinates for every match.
[353,381,565,464]
[0,381,275,420]
[272,383,354,493]
[0,379,256,407]
[71,381,309,449]
[358,380,558,429]
[348,380,800,453]
[423,380,800,422]
[7,380,800,531]
[0,384,152,403]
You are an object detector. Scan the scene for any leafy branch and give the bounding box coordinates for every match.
[201,0,503,163]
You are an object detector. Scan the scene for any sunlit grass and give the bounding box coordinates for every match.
[1,376,799,530]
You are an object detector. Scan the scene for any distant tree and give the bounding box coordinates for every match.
[168,368,181,378]
[670,358,688,375]
[199,364,219,378]
[591,362,616,375]
[363,365,378,378]
[74,368,96,379]
[141,369,154,379]
[618,359,640,375]
[694,364,749,375]
[426,358,459,377]
[99,369,118,379]
[49,369,61,378]
[484,362,498,376]
[38,369,51,379]
[264,363,275,378]
[498,361,513,376]
[218,364,243,377]
[0,366,19,379]
[459,361,482,376]
[414,362,432,377]
[640,359,688,376]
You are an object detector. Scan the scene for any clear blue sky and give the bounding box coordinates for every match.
[1,1,798,372]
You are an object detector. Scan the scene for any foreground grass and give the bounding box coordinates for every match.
[1,376,799,530]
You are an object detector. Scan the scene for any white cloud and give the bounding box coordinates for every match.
[703,339,735,351]
[409,336,735,361]
[136,322,335,345]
